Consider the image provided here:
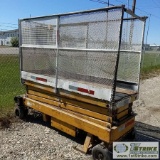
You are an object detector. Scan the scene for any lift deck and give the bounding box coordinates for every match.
[14,5,146,160]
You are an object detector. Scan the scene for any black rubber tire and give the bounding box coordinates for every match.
[128,129,136,141]
[24,108,28,117]
[92,144,111,160]
[15,107,28,119]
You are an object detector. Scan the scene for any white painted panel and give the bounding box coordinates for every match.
[21,71,112,101]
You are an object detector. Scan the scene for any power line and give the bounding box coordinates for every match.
[113,0,160,19]
[115,0,127,6]
[153,0,160,8]
[135,7,160,19]
[89,0,160,20]
[145,14,151,45]
[89,0,114,6]
[114,0,158,17]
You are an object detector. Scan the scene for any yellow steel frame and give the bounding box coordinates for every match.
[22,80,136,153]
[25,81,136,121]
[24,98,111,142]
[24,97,135,143]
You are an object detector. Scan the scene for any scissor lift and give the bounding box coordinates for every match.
[14,5,146,160]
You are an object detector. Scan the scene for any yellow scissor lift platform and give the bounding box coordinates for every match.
[14,80,136,159]
[15,5,146,160]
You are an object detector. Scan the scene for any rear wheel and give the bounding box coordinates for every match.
[92,144,111,160]
[127,129,136,140]
[15,106,28,119]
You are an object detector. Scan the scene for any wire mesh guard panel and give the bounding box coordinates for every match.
[59,9,122,49]
[117,19,144,83]
[21,17,57,46]
[22,47,56,76]
[58,50,117,87]
[58,9,122,87]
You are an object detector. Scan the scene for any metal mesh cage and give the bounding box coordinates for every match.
[120,19,144,51]
[58,50,117,86]
[117,19,144,83]
[59,9,122,49]
[57,9,122,90]
[19,6,146,101]
[21,17,57,46]
[22,47,56,76]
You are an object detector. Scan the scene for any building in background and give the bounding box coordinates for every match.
[143,44,151,50]
[0,29,18,46]
[143,44,160,51]
[150,44,160,51]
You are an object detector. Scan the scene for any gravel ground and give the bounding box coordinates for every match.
[0,76,160,160]
[133,76,160,139]
[0,116,92,160]
[133,76,160,127]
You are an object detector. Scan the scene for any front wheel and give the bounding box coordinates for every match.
[92,144,111,160]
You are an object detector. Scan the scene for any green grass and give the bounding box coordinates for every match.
[0,55,25,117]
[141,51,160,75]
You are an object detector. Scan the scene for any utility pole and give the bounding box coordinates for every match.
[132,0,136,13]
[129,0,136,53]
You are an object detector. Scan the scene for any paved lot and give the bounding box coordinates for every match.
[0,47,18,54]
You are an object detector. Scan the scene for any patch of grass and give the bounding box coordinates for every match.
[0,54,25,117]
[141,51,160,78]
